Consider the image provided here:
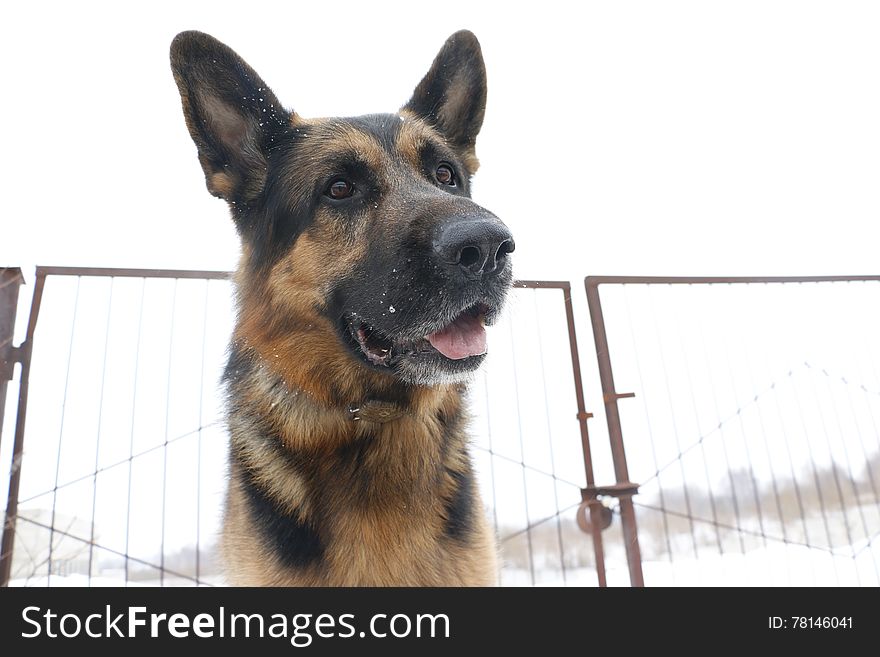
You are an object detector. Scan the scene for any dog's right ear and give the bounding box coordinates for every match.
[170,31,289,204]
[403,30,487,174]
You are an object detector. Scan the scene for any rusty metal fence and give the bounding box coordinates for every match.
[585,276,880,586]
[2,268,879,586]
[0,267,605,587]
[0,267,232,586]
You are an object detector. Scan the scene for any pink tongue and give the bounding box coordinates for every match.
[426,313,487,360]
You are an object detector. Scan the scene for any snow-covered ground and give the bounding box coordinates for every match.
[500,542,877,587]
[10,574,219,587]
[13,542,875,588]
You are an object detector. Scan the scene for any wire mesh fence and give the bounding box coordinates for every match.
[472,282,596,586]
[0,269,596,586]
[4,269,879,587]
[1,271,232,586]
[588,277,880,586]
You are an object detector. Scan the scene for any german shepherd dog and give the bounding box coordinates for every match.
[170,29,513,586]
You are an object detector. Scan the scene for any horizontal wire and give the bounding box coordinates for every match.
[473,445,584,490]
[631,501,862,559]
[806,360,880,396]
[17,421,223,506]
[639,374,793,487]
[852,528,880,557]
[9,515,210,586]
[639,360,880,489]
[499,501,582,543]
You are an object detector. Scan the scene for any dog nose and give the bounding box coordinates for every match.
[434,219,515,277]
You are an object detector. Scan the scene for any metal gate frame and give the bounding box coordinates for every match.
[12,269,875,586]
[0,268,25,457]
[0,268,612,587]
[584,274,880,588]
[0,266,229,586]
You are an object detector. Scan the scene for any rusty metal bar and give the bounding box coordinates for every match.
[0,268,25,455]
[35,266,230,280]
[0,270,47,587]
[584,482,641,497]
[514,280,571,290]
[584,276,645,587]
[36,269,567,286]
[0,268,600,586]
[585,275,880,285]
[555,282,609,587]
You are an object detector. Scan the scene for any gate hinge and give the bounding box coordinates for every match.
[0,342,29,381]
[581,482,640,501]
[576,482,640,534]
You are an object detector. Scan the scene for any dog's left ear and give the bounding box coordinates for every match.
[170,31,289,206]
[403,30,487,172]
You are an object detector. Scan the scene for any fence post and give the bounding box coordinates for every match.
[1,269,45,587]
[0,268,25,454]
[558,283,610,587]
[584,277,645,587]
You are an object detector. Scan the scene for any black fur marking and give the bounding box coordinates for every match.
[223,344,254,386]
[225,345,324,568]
[333,434,378,503]
[444,467,474,541]
[247,138,316,274]
[237,462,325,569]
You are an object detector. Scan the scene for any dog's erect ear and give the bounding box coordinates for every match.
[170,31,289,203]
[403,30,487,172]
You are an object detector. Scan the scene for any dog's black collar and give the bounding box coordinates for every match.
[347,400,406,423]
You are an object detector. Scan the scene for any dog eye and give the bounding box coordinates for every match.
[435,164,456,186]
[326,178,355,199]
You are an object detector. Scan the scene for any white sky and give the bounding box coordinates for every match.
[2,1,880,586]
[3,0,880,280]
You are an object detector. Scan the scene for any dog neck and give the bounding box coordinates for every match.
[224,342,459,440]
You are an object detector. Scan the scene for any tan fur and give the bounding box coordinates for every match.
[398,110,480,174]
[207,171,235,198]
[222,394,498,586]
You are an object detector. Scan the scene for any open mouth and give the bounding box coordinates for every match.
[343,303,490,368]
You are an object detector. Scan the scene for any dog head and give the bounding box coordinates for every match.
[171,31,513,392]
